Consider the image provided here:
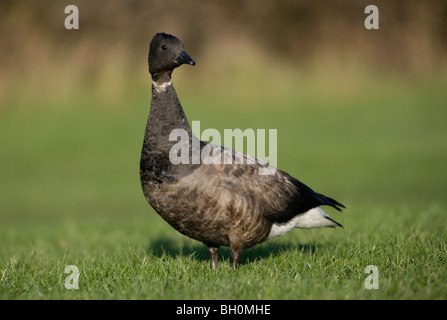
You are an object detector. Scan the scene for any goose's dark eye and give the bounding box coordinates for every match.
[161,45,167,50]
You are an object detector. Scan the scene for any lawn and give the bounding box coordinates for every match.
[0,70,446,299]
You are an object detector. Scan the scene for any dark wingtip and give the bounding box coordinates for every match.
[325,196,346,212]
[324,216,343,228]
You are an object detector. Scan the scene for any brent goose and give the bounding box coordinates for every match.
[140,33,345,270]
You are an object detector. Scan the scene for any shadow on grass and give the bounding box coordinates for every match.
[146,236,318,266]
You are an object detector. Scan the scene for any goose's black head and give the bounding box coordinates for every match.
[149,33,195,82]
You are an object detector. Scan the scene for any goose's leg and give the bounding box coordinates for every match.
[230,248,243,268]
[208,246,219,271]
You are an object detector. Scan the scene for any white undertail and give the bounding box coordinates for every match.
[267,207,339,240]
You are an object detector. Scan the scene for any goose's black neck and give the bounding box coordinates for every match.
[140,76,196,184]
[144,79,192,151]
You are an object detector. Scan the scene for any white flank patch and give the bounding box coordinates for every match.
[267,207,339,240]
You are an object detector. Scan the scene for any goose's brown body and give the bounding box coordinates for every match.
[140,83,276,253]
[140,33,344,269]
[141,160,274,251]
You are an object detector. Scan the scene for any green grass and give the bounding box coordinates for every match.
[1,72,446,299]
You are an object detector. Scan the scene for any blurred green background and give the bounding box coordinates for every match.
[0,0,446,299]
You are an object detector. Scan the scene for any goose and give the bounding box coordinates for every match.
[140,33,345,270]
